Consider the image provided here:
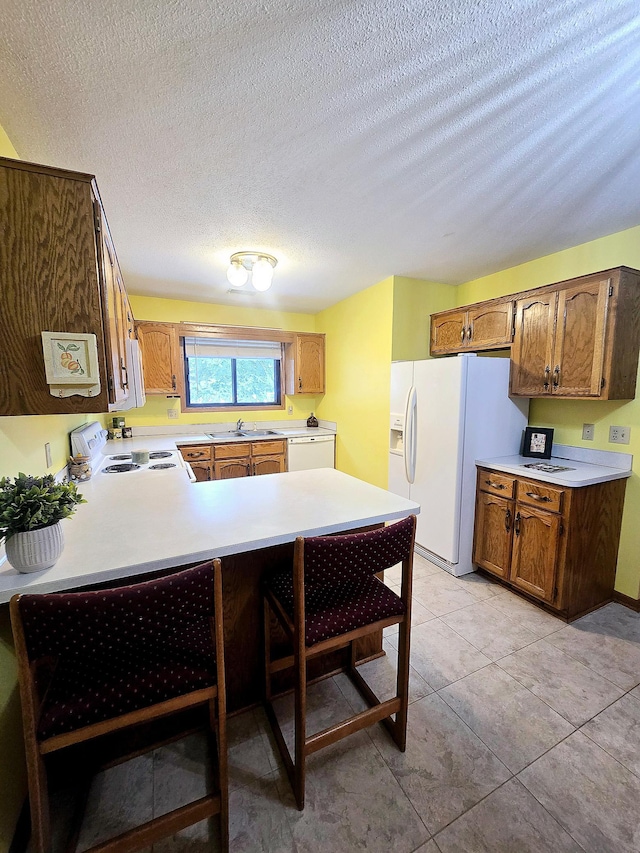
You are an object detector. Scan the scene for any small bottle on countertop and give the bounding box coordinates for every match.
[306,412,319,428]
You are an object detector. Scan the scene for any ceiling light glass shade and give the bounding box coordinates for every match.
[227,261,248,287]
[251,257,274,291]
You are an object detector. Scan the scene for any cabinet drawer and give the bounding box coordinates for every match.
[478,470,516,498]
[517,480,565,513]
[251,440,286,456]
[179,444,212,462]
[214,442,251,459]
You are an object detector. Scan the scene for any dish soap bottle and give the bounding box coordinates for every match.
[306,412,319,428]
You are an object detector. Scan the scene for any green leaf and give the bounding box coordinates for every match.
[67,344,80,351]
[57,343,65,350]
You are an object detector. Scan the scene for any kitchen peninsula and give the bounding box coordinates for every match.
[0,467,418,710]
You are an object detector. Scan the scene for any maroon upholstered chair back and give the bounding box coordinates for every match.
[301,516,416,587]
[17,561,217,666]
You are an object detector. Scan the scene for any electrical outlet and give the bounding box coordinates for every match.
[609,425,631,445]
[44,442,52,468]
[582,423,595,441]
[288,405,293,415]
[167,408,179,420]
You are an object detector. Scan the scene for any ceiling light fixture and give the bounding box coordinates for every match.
[227,251,277,291]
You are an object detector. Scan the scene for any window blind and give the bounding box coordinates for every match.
[184,337,282,359]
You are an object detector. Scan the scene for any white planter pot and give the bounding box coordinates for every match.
[5,522,64,573]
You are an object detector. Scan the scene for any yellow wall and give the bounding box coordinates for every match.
[128,295,321,425]
[457,227,640,599]
[316,278,394,487]
[392,277,457,361]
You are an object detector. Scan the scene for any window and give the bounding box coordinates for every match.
[183,337,282,408]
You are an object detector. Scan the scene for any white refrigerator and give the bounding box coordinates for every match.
[388,354,528,576]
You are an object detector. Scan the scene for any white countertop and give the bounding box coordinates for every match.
[476,444,633,487]
[0,468,418,603]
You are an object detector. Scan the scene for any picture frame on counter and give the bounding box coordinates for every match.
[522,426,554,459]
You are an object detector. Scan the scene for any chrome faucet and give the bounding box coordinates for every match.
[236,419,244,431]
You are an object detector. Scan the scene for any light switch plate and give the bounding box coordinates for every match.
[167,408,179,420]
[44,442,52,468]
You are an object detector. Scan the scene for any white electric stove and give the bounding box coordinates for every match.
[70,422,186,477]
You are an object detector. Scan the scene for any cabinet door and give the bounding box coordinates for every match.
[510,503,561,603]
[137,322,181,394]
[552,279,609,396]
[510,292,557,396]
[430,310,468,354]
[189,461,212,482]
[253,454,285,476]
[296,334,325,394]
[98,217,129,405]
[473,492,514,579]
[467,301,514,350]
[215,459,251,479]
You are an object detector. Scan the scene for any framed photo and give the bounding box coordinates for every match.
[522,426,554,459]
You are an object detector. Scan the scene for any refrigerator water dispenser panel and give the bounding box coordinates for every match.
[390,413,405,455]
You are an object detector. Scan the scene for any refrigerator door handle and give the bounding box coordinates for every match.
[404,385,417,484]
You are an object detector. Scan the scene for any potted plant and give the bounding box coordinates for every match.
[0,473,85,573]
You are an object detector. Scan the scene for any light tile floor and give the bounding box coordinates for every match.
[53,554,640,852]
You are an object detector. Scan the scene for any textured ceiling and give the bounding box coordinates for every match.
[1,1,640,313]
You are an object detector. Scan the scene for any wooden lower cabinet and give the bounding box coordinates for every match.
[182,439,287,481]
[473,467,627,619]
[179,444,214,480]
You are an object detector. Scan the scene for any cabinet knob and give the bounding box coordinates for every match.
[466,325,472,340]
[543,365,550,390]
[298,376,302,391]
[525,491,551,502]
[514,512,521,535]
[171,374,177,390]
[553,365,560,388]
[485,480,505,490]
[460,327,466,342]
[505,508,511,532]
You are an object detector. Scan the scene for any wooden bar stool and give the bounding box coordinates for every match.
[10,560,229,853]
[263,515,416,809]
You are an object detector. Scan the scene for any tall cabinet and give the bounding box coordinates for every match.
[0,156,134,415]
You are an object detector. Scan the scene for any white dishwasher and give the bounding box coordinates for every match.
[287,435,335,471]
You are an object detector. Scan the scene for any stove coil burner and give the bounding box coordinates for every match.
[149,451,172,460]
[102,463,140,473]
[149,463,177,470]
[109,454,132,461]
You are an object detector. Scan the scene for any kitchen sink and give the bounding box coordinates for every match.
[208,430,280,439]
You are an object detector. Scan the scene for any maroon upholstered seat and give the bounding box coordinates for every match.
[263,515,417,810]
[268,573,405,646]
[11,561,229,853]
[19,563,218,740]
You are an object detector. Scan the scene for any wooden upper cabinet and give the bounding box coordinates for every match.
[430,310,468,353]
[136,322,181,395]
[552,280,609,396]
[285,333,325,395]
[430,300,513,355]
[510,292,557,396]
[510,270,640,399]
[97,211,129,405]
[0,156,133,415]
